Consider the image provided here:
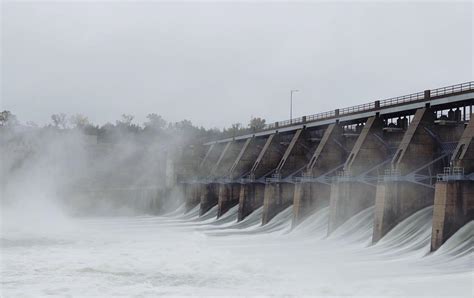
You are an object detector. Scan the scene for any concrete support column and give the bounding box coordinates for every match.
[217,183,241,218]
[327,116,387,235]
[185,183,202,212]
[372,108,468,243]
[292,182,330,227]
[328,181,375,234]
[262,182,294,225]
[238,183,265,221]
[431,180,474,251]
[200,183,219,216]
[430,115,474,251]
[373,181,434,243]
[292,123,346,227]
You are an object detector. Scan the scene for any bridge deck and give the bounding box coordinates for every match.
[205,82,474,145]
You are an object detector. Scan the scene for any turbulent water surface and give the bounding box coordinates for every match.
[1,203,473,296]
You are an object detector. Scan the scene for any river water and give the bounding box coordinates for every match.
[1,203,472,296]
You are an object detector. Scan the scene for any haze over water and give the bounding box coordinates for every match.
[1,1,473,296]
[1,201,472,296]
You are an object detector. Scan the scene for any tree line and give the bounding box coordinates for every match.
[0,110,267,143]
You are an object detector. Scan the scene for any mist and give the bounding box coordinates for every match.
[1,1,473,297]
[1,115,472,296]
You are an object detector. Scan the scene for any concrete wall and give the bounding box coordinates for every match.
[229,138,264,179]
[238,183,265,221]
[391,108,437,175]
[200,183,219,216]
[431,116,474,251]
[251,134,287,178]
[181,102,474,241]
[373,108,437,242]
[184,183,202,212]
[431,181,474,251]
[292,124,346,226]
[452,114,474,172]
[237,133,287,221]
[373,181,434,243]
[373,108,466,243]
[212,140,245,177]
[217,183,241,218]
[328,116,388,234]
[262,182,294,225]
[262,129,316,225]
[343,117,388,176]
[293,181,330,227]
[328,181,375,234]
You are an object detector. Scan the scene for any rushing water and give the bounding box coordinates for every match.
[1,202,472,296]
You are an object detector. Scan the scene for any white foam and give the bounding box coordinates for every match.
[1,202,472,296]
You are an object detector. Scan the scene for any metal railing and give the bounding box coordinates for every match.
[379,168,402,182]
[334,170,353,182]
[262,81,473,132]
[265,173,282,183]
[430,82,473,98]
[340,101,376,115]
[436,167,465,182]
[379,91,425,108]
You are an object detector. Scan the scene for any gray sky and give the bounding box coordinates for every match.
[1,1,472,128]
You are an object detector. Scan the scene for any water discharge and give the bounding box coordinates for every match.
[1,200,472,297]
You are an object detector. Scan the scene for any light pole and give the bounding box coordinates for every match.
[290,89,299,123]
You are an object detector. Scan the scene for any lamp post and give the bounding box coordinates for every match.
[290,89,299,123]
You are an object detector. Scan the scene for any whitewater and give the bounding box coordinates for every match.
[1,203,472,297]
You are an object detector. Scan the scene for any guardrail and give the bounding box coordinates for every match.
[263,81,473,131]
[437,167,465,182]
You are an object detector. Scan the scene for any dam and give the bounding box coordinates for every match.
[178,81,474,251]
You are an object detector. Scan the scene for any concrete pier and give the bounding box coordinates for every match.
[178,82,473,246]
[328,116,389,234]
[213,140,246,218]
[211,137,265,219]
[220,137,267,220]
[292,123,347,226]
[200,183,220,216]
[197,142,226,216]
[431,180,474,251]
[372,108,465,243]
[181,143,218,213]
[238,183,265,221]
[262,129,315,225]
[431,116,474,251]
[293,182,329,225]
[238,133,286,221]
[262,182,294,224]
[184,183,201,212]
[217,183,241,217]
[373,108,437,242]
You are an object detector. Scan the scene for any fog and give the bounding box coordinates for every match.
[0,121,472,296]
[1,1,473,297]
[0,123,185,226]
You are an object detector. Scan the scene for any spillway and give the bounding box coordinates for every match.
[2,197,472,296]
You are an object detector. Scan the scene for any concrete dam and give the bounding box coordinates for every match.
[177,81,474,251]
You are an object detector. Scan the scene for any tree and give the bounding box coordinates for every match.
[144,113,167,130]
[69,114,90,129]
[248,117,266,131]
[116,114,134,126]
[0,110,18,127]
[173,119,194,131]
[51,113,68,129]
[227,123,244,137]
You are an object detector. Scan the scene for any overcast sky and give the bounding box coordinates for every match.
[1,1,472,128]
